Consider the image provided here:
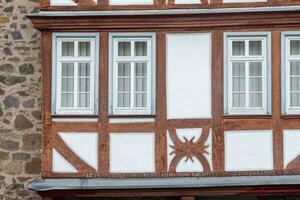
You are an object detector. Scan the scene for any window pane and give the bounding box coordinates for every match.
[135,63,147,76]
[118,78,130,92]
[249,93,262,107]
[291,92,300,107]
[249,77,262,92]
[79,63,91,77]
[232,62,245,76]
[290,77,300,92]
[61,93,74,107]
[135,78,147,92]
[249,62,262,76]
[61,78,74,92]
[118,63,131,94]
[78,42,91,57]
[135,41,147,56]
[118,42,131,56]
[249,41,262,56]
[62,42,74,57]
[118,93,130,107]
[233,93,245,107]
[78,93,90,108]
[118,63,131,76]
[232,41,245,56]
[62,63,74,76]
[290,61,300,76]
[79,78,90,92]
[233,77,245,92]
[290,40,300,55]
[135,93,147,108]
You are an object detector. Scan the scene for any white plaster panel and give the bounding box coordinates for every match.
[175,0,201,4]
[176,157,203,172]
[283,130,300,168]
[59,132,98,170]
[50,0,77,6]
[109,0,153,5]
[166,33,211,119]
[167,128,212,172]
[52,149,78,173]
[225,130,273,171]
[223,0,266,2]
[110,133,155,173]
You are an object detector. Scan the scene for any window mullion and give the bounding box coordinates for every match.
[130,61,135,109]
[245,40,249,56]
[74,62,78,109]
[245,61,250,108]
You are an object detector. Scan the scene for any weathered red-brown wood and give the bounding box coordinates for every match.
[34,9,300,178]
[272,30,284,171]
[41,31,53,177]
[211,30,224,171]
[155,32,168,172]
[39,0,300,11]
[29,12,300,31]
[99,32,110,173]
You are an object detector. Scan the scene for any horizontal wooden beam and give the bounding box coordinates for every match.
[29,11,300,31]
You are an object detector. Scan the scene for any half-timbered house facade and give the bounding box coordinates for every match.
[28,0,300,199]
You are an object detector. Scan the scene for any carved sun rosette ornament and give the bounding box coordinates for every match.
[168,128,211,172]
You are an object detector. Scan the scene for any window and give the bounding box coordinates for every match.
[52,33,99,115]
[282,32,300,115]
[110,33,155,115]
[224,33,271,115]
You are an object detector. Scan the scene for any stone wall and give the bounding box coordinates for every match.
[0,0,41,199]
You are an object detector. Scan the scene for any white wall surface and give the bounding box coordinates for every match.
[167,128,212,172]
[59,132,98,170]
[175,0,201,4]
[110,133,155,173]
[52,149,78,173]
[283,130,300,168]
[50,0,77,6]
[166,33,211,119]
[225,130,273,171]
[109,0,153,5]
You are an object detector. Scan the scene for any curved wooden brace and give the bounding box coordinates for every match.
[168,128,211,173]
[286,155,300,170]
[73,0,97,6]
[53,133,96,173]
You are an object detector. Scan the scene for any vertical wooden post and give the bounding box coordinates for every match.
[155,32,168,172]
[40,0,50,10]
[41,31,53,177]
[272,30,284,170]
[99,32,110,173]
[211,30,225,171]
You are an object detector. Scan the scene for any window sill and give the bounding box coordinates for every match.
[52,114,98,118]
[108,115,156,119]
[223,114,272,119]
[281,114,300,119]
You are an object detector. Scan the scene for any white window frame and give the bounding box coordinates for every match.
[109,33,156,115]
[282,32,300,115]
[52,33,99,115]
[224,32,272,115]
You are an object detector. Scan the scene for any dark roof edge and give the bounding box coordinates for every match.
[27,5,300,17]
[27,175,300,192]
